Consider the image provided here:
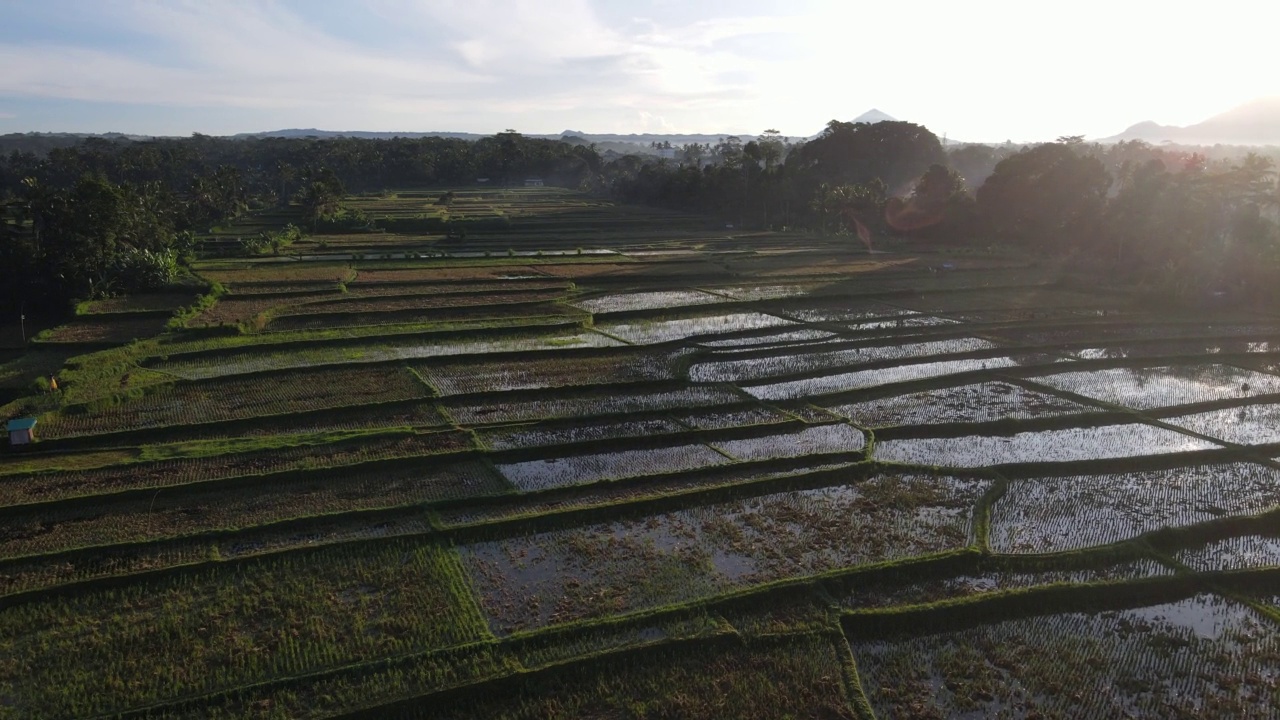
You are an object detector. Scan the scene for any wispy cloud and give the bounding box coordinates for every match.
[0,0,1277,138]
[0,0,809,133]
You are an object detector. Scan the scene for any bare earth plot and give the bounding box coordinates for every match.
[4,188,1280,718]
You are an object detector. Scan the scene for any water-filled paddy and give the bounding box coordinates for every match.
[852,594,1280,719]
[875,422,1219,467]
[1176,535,1280,572]
[571,289,726,314]
[495,442,731,491]
[460,472,987,632]
[1027,363,1280,410]
[743,356,1020,400]
[1164,403,1280,445]
[597,312,796,344]
[689,337,998,384]
[989,463,1280,552]
[827,380,1090,427]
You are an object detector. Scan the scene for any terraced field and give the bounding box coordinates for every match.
[5,187,1280,718]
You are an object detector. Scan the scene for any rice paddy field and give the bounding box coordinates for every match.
[4,187,1280,718]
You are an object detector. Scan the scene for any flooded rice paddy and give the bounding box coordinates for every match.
[14,211,1280,717]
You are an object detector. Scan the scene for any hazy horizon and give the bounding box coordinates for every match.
[2,0,1279,142]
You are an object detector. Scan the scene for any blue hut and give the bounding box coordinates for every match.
[6,418,37,446]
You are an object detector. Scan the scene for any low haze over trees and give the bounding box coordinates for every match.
[2,124,1279,318]
[0,133,597,314]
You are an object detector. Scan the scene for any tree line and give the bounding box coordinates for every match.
[0,132,599,315]
[610,124,1280,305]
[2,123,1278,321]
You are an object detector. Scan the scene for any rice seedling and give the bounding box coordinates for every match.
[459,472,986,632]
[280,288,569,316]
[988,463,1280,553]
[478,417,686,451]
[0,512,436,599]
[432,634,858,720]
[0,539,489,718]
[946,306,1132,323]
[40,365,431,439]
[199,264,353,285]
[991,321,1280,347]
[689,337,999,383]
[596,311,795,344]
[1174,534,1280,572]
[697,327,836,348]
[1027,363,1280,410]
[710,423,866,461]
[896,287,1109,313]
[267,300,579,333]
[743,356,1020,401]
[846,314,960,331]
[1069,337,1278,360]
[445,385,741,425]
[495,442,731,492]
[350,266,546,283]
[700,283,816,301]
[343,280,568,297]
[570,289,726,314]
[0,429,471,507]
[220,280,345,295]
[839,559,1173,610]
[875,422,1220,468]
[153,330,622,379]
[147,642,510,718]
[0,449,137,477]
[417,349,687,395]
[851,594,1280,719]
[533,262,636,278]
[1163,403,1280,445]
[512,611,730,669]
[0,459,501,559]
[187,294,333,328]
[79,293,199,314]
[774,299,916,323]
[94,399,450,445]
[674,404,790,430]
[40,315,170,344]
[827,380,1091,427]
[14,193,1280,717]
[436,460,856,528]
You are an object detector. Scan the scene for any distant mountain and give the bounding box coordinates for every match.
[0,131,160,155]
[558,131,759,145]
[1101,97,1280,146]
[852,109,897,124]
[804,109,904,140]
[5,113,969,158]
[234,128,766,149]
[232,128,487,140]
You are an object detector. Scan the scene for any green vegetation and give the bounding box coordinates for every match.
[2,188,1280,718]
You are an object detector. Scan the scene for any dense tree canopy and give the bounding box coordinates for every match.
[2,125,1280,321]
[0,132,601,315]
[976,142,1111,246]
[789,120,946,194]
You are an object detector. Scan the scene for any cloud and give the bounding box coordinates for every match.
[5,0,1276,138]
[0,0,817,133]
[0,3,486,113]
[636,110,675,132]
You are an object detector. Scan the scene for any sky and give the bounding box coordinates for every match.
[1,0,1278,142]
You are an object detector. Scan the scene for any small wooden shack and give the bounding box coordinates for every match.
[6,417,37,446]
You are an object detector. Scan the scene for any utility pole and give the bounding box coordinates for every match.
[19,301,25,344]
